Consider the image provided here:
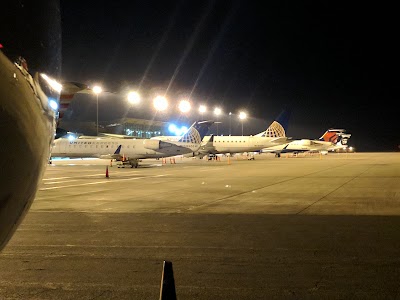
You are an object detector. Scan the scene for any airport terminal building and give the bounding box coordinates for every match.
[60,118,169,138]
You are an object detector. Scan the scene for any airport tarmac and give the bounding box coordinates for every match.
[0,152,399,299]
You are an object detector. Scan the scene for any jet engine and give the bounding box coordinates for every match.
[142,140,173,150]
[300,139,312,146]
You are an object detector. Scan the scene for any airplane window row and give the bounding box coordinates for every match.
[69,141,118,145]
[68,144,134,149]
[216,140,246,143]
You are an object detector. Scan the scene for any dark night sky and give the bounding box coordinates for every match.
[16,1,400,151]
[60,1,399,151]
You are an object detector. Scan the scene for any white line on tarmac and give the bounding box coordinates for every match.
[198,167,221,172]
[43,177,71,181]
[43,171,140,181]
[39,174,168,190]
[44,180,79,185]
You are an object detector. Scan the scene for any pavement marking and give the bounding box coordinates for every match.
[43,177,71,180]
[198,167,221,172]
[39,174,168,190]
[44,179,79,185]
[43,171,141,181]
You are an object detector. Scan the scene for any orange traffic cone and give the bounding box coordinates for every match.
[106,166,109,178]
[159,260,177,300]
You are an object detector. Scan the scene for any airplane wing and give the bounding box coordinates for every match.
[261,143,289,153]
[270,137,290,144]
[99,145,125,160]
[99,133,136,139]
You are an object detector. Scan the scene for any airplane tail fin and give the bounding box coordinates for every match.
[256,108,291,137]
[200,134,214,147]
[58,82,91,122]
[319,130,339,143]
[56,82,111,138]
[110,145,124,160]
[319,129,352,149]
[178,121,214,144]
[319,129,350,143]
[114,145,122,155]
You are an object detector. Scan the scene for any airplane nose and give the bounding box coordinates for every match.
[0,52,53,250]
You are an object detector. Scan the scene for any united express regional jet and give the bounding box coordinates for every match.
[51,121,213,168]
[196,109,291,158]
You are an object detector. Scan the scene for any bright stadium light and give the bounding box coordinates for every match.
[229,112,232,135]
[199,105,207,120]
[168,124,188,136]
[214,107,222,135]
[48,98,58,111]
[153,95,168,111]
[168,124,177,133]
[239,111,247,136]
[239,111,247,120]
[92,85,102,136]
[180,126,188,134]
[93,85,102,95]
[67,134,76,141]
[127,91,140,104]
[179,99,191,113]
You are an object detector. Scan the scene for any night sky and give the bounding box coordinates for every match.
[4,1,398,151]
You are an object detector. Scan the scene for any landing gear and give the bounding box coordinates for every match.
[117,159,139,168]
[275,153,281,158]
[247,154,255,160]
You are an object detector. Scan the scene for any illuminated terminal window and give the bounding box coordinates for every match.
[121,118,167,138]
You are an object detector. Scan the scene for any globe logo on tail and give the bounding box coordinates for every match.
[264,121,286,138]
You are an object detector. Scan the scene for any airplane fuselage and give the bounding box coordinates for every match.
[51,138,196,160]
[0,51,56,249]
[199,135,288,155]
[263,139,346,153]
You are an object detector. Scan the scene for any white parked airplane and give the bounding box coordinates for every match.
[51,121,213,168]
[262,128,351,157]
[195,109,291,159]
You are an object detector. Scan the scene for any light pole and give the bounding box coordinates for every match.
[229,112,232,135]
[239,111,247,136]
[199,105,207,120]
[93,85,102,136]
[214,107,221,135]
